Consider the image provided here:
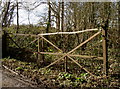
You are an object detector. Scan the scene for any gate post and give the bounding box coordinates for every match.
[2,30,7,58]
[64,56,67,72]
[102,28,108,76]
[41,30,44,63]
[37,36,40,63]
[37,30,45,64]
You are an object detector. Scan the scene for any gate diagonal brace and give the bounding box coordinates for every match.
[40,31,101,77]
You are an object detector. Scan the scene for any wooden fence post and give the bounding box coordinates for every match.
[2,30,8,58]
[37,37,40,63]
[41,30,45,63]
[102,28,108,76]
[64,56,67,72]
[64,35,67,72]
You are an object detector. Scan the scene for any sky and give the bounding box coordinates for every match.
[13,3,48,25]
[3,0,119,25]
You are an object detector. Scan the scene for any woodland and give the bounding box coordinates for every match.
[1,1,120,88]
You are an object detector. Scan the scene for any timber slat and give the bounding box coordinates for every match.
[38,28,98,36]
[39,52,103,60]
[10,28,98,36]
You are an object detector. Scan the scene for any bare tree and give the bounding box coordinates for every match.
[16,0,19,33]
[2,1,11,27]
[61,1,64,32]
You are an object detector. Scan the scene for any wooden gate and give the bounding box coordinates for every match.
[7,28,108,79]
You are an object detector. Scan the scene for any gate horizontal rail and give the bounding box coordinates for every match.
[8,28,99,36]
[39,52,103,60]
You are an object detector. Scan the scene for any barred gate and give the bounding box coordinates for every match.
[6,28,108,79]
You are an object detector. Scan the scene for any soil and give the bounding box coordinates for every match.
[1,65,46,88]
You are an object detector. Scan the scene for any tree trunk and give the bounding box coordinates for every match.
[16,1,19,33]
[2,1,10,27]
[61,1,64,32]
[56,2,60,31]
[45,1,51,48]
[60,1,64,50]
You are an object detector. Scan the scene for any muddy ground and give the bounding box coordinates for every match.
[1,66,47,89]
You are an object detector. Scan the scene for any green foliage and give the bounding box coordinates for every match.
[1,57,16,61]
[15,67,23,70]
[44,47,55,62]
[58,72,74,80]
[80,73,88,77]
[47,47,53,52]
[40,68,52,75]
[57,72,88,87]
[2,57,119,88]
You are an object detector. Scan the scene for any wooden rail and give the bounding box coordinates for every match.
[38,28,98,36]
[39,52,103,60]
[11,28,98,37]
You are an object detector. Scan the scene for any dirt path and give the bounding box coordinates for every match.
[1,65,46,88]
[2,67,32,87]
